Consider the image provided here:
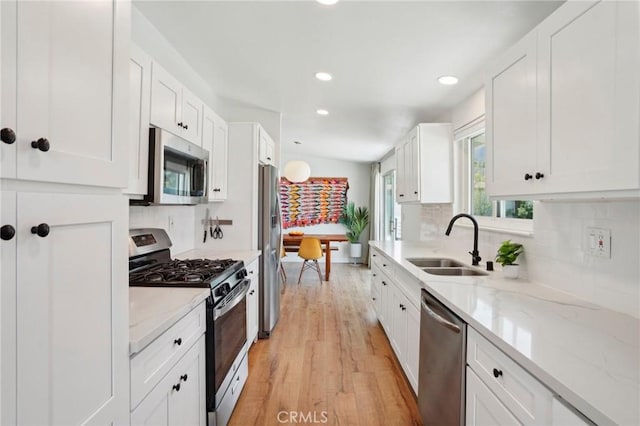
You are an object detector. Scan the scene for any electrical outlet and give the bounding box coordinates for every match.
[168,215,175,231]
[586,227,611,258]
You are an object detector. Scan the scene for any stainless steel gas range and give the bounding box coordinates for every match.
[129,228,249,426]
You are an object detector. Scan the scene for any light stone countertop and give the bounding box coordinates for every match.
[370,240,639,426]
[129,250,259,355]
[129,287,210,355]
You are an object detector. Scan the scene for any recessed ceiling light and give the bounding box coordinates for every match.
[316,0,339,5]
[316,109,329,116]
[438,75,459,85]
[315,72,333,81]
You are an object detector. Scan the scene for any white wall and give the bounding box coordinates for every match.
[280,152,371,263]
[402,89,640,318]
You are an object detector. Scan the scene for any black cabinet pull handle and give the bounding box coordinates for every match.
[1,128,16,144]
[180,374,188,382]
[174,337,182,346]
[493,368,503,378]
[172,383,181,392]
[31,138,50,152]
[213,188,221,192]
[399,194,405,197]
[524,173,533,181]
[1,225,15,241]
[30,223,50,238]
[535,172,544,180]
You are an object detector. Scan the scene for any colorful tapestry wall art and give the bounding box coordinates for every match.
[280,177,349,228]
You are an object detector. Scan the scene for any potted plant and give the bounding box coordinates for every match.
[495,240,523,279]
[341,202,370,260]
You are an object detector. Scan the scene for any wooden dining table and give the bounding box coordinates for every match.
[282,233,349,281]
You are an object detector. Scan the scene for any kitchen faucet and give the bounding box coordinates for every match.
[445,213,481,266]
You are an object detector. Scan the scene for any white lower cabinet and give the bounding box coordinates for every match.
[466,327,554,426]
[131,335,206,426]
[466,367,522,426]
[369,248,419,393]
[246,259,260,347]
[1,191,129,425]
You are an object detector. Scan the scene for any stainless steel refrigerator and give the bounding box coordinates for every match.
[258,164,282,338]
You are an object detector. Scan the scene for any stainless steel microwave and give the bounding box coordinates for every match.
[145,128,209,205]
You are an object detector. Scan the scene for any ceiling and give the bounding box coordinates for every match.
[135,1,563,163]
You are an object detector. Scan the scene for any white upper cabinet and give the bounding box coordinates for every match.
[536,0,639,195]
[1,0,129,188]
[150,62,204,145]
[485,32,538,197]
[395,123,452,204]
[486,0,639,199]
[127,43,152,195]
[201,106,228,201]
[258,127,275,165]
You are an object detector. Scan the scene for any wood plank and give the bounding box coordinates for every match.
[229,263,422,426]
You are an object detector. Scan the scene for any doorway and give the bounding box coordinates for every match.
[382,171,401,241]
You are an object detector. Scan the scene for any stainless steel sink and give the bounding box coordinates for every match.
[422,267,488,276]
[407,258,465,268]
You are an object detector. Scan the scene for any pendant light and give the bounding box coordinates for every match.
[283,160,311,183]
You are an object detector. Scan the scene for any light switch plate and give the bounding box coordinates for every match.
[586,227,611,258]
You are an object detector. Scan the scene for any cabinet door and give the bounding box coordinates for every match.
[127,44,151,195]
[16,192,128,425]
[14,0,129,188]
[1,191,17,426]
[168,338,206,426]
[246,273,259,346]
[389,285,407,360]
[485,32,538,197]
[370,267,382,317]
[405,127,420,202]
[180,88,203,145]
[378,276,392,332]
[1,1,17,179]
[404,301,420,393]
[537,0,639,193]
[258,127,274,165]
[395,143,406,202]
[151,62,182,135]
[202,107,228,201]
[466,367,522,426]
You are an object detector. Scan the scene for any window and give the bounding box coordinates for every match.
[455,126,533,234]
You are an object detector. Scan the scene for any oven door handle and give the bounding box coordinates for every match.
[214,279,250,320]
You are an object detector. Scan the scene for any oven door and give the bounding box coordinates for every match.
[206,279,249,411]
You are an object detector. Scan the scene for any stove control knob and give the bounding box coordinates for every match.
[236,269,247,279]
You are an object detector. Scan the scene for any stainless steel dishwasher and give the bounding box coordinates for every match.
[418,289,467,426]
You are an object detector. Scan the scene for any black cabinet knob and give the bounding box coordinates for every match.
[535,172,544,180]
[177,122,184,128]
[249,290,255,295]
[180,374,188,382]
[493,368,503,378]
[30,223,50,238]
[213,188,221,192]
[1,225,15,241]
[399,194,405,197]
[372,254,376,257]
[414,191,418,194]
[372,273,377,277]
[382,281,387,286]
[31,138,50,152]
[1,128,16,144]
[172,383,181,392]
[382,264,387,267]
[524,173,533,181]
[184,124,188,130]
[174,337,182,346]
[372,297,376,301]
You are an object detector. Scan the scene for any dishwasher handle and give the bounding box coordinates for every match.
[421,298,461,334]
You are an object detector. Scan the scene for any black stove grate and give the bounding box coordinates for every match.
[129,258,242,288]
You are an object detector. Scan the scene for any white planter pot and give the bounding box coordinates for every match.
[349,243,362,259]
[503,264,519,279]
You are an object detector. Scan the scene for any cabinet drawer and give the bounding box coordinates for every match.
[467,328,552,425]
[131,301,207,410]
[245,258,259,277]
[371,251,394,278]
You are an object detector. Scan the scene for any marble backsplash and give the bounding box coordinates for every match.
[403,200,640,318]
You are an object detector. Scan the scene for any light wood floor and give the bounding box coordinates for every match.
[229,263,422,426]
